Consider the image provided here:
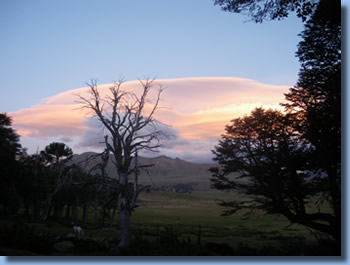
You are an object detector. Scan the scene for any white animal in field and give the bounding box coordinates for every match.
[73,225,84,239]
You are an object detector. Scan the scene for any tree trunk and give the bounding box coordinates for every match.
[76,196,80,223]
[110,207,116,227]
[71,204,77,224]
[33,202,40,219]
[82,205,88,225]
[102,207,106,227]
[54,206,59,220]
[327,165,341,242]
[58,207,63,222]
[42,195,53,221]
[71,196,80,224]
[65,204,71,220]
[94,204,98,225]
[117,173,131,248]
[118,204,131,247]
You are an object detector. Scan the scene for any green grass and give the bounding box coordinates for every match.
[131,190,331,251]
[0,190,337,255]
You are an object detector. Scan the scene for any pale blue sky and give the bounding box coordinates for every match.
[1,0,303,112]
[0,1,348,263]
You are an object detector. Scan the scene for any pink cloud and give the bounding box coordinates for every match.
[10,77,289,148]
[11,104,88,138]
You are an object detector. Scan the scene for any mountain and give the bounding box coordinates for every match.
[71,152,216,192]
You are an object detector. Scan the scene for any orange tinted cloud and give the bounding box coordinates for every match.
[12,104,88,138]
[10,77,289,143]
[172,102,285,141]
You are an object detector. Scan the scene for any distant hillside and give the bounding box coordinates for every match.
[71,152,217,191]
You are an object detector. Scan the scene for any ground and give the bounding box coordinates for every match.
[0,190,338,256]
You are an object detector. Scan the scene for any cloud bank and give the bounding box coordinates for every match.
[10,77,289,162]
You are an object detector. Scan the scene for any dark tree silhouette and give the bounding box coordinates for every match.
[0,113,21,159]
[213,0,318,23]
[77,78,166,248]
[42,142,73,165]
[18,153,50,218]
[40,142,74,221]
[284,0,341,239]
[210,108,339,241]
[0,113,23,214]
[212,0,341,243]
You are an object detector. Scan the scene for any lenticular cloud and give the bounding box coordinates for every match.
[10,77,289,142]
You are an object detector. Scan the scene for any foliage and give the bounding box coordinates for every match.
[0,113,23,214]
[284,0,341,238]
[210,108,338,240]
[0,113,22,160]
[213,0,319,23]
[211,0,340,245]
[41,142,73,164]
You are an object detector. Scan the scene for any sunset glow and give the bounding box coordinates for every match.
[10,77,289,162]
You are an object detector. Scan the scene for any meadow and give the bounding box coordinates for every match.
[0,190,338,256]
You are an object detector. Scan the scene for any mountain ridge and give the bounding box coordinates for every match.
[72,152,216,191]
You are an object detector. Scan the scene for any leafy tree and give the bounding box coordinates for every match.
[41,142,73,165]
[212,0,340,243]
[39,142,74,221]
[17,153,50,218]
[77,79,166,248]
[213,0,319,23]
[284,0,341,236]
[0,113,21,159]
[210,108,339,241]
[0,113,22,214]
[53,164,94,224]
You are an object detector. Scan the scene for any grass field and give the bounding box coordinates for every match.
[0,190,338,256]
[132,191,329,250]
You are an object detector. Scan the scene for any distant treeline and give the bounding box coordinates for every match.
[0,122,119,226]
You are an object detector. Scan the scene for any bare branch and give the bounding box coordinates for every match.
[75,78,167,246]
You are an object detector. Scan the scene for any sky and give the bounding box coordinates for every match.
[1,0,306,163]
[0,0,349,264]
[11,77,290,163]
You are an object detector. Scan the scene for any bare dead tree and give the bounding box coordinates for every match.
[76,78,166,248]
